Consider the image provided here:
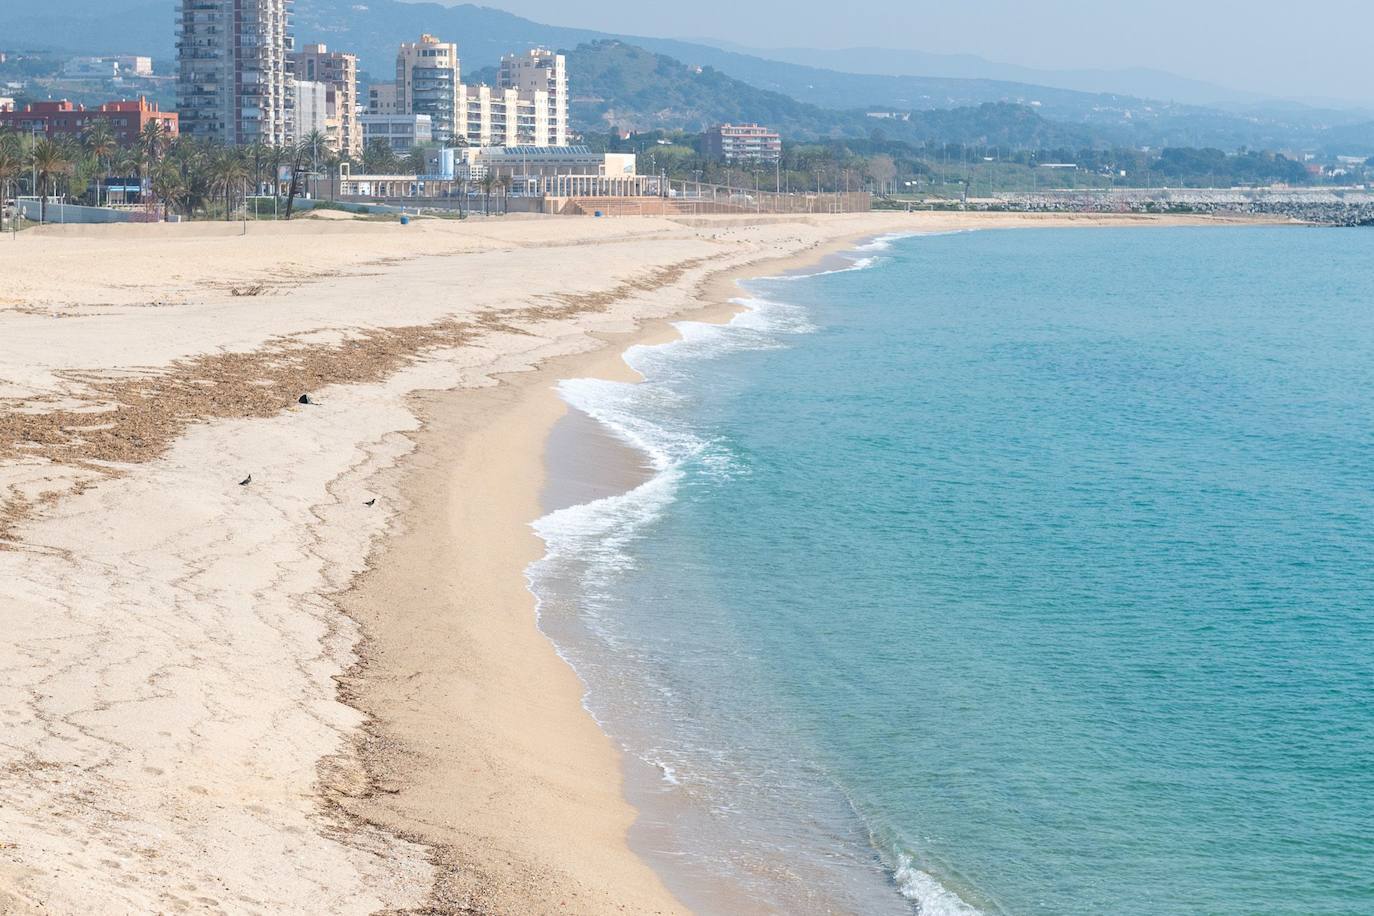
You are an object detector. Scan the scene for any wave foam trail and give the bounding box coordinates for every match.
[529,284,947,912]
[894,856,984,916]
[533,293,817,587]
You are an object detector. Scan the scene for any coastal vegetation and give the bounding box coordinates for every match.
[592,127,1331,197]
[0,124,345,221]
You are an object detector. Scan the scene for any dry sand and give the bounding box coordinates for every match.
[0,210,1277,914]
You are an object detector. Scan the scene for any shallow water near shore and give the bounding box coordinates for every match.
[530,227,1374,915]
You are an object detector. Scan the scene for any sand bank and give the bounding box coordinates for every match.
[0,211,1277,913]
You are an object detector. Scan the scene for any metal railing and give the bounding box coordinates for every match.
[657,179,871,214]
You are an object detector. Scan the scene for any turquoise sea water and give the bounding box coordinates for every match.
[530,227,1374,915]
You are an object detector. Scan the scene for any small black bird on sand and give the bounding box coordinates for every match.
[298,394,313,405]
[239,474,252,486]
[364,498,376,507]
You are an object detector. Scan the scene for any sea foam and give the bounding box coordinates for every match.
[528,250,984,916]
[894,856,984,916]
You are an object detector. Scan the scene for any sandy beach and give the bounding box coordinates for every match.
[0,210,1277,914]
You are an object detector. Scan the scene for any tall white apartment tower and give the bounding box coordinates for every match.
[396,34,461,145]
[177,0,294,146]
[498,49,567,147]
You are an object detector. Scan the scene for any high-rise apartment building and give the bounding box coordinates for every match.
[176,0,294,146]
[378,37,568,149]
[497,49,566,147]
[292,43,360,158]
[459,85,551,147]
[395,34,460,145]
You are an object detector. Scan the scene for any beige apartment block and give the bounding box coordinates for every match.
[292,43,361,158]
[395,34,461,144]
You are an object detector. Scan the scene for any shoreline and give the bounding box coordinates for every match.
[522,232,921,915]
[0,212,1293,914]
[328,229,881,914]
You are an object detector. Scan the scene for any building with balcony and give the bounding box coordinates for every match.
[361,113,433,153]
[497,49,566,147]
[176,0,294,146]
[395,34,460,145]
[292,43,359,158]
[703,123,782,163]
[0,97,178,146]
[458,84,551,148]
[378,37,568,149]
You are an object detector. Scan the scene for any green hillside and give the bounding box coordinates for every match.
[565,42,1083,149]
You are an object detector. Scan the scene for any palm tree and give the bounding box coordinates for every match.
[320,147,341,201]
[480,170,496,216]
[302,129,329,199]
[283,139,311,220]
[82,121,117,206]
[29,138,73,223]
[111,147,147,207]
[265,143,288,198]
[0,143,22,229]
[149,158,185,221]
[170,138,216,216]
[140,120,168,167]
[497,174,512,214]
[363,138,398,176]
[405,145,427,177]
[208,148,247,220]
[248,140,269,195]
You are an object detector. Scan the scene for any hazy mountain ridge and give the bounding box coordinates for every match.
[562,41,1085,148]
[695,41,1270,108]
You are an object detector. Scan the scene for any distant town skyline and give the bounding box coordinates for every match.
[410,0,1374,104]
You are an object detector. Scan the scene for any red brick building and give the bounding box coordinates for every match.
[0,97,179,146]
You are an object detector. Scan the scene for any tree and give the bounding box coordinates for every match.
[140,120,168,167]
[302,129,329,198]
[29,138,73,223]
[208,149,247,220]
[82,121,117,206]
[0,142,22,228]
[248,140,269,195]
[283,140,310,220]
[868,154,897,197]
[153,157,191,220]
[405,145,427,177]
[497,174,511,214]
[480,170,496,216]
[363,138,399,175]
[265,143,289,197]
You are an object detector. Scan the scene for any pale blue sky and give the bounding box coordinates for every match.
[441,0,1374,102]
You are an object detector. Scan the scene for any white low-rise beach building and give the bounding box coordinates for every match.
[361,113,434,153]
[335,146,654,200]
